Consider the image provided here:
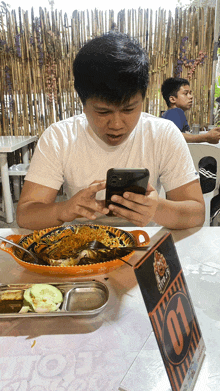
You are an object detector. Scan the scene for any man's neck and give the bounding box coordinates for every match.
[169,104,187,112]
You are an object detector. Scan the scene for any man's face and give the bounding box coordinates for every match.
[83,92,143,146]
[169,85,193,112]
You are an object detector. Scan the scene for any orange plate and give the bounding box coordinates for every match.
[0,225,150,277]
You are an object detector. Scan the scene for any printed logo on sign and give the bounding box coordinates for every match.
[153,250,170,294]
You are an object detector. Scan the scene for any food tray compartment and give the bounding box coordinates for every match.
[0,280,109,318]
[62,284,108,312]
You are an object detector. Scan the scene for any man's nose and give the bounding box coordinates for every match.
[108,113,124,129]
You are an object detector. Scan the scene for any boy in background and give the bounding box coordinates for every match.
[161,77,220,144]
[162,77,220,224]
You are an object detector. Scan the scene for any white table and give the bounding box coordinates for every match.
[0,226,219,391]
[0,136,37,224]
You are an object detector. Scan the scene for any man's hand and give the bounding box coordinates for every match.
[17,180,109,230]
[205,127,220,144]
[108,183,159,226]
[59,181,109,222]
[184,127,220,144]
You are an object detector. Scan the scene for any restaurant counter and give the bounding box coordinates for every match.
[0,226,219,391]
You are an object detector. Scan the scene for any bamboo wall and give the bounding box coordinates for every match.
[0,6,216,136]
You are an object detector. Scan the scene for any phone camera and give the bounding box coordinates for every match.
[110,175,123,186]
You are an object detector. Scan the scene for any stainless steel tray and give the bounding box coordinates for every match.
[0,281,109,318]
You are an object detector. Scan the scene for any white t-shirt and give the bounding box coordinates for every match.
[25,112,199,226]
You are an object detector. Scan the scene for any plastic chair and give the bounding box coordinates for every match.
[188,143,220,226]
[8,163,29,200]
[0,163,29,217]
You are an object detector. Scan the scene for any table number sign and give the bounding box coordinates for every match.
[134,232,206,391]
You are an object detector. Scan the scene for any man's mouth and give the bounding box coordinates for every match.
[107,134,123,139]
[105,133,126,145]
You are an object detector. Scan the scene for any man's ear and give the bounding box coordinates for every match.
[169,95,176,105]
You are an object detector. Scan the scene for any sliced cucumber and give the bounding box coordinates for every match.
[30,284,63,304]
[19,306,31,313]
[32,300,59,313]
[23,288,33,307]
[23,284,63,313]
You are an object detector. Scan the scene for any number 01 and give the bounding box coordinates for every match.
[163,292,193,365]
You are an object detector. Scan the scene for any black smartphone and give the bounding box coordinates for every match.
[105,168,150,210]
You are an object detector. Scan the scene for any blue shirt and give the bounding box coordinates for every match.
[162,108,190,133]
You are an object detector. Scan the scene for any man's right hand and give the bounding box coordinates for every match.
[58,181,109,222]
[17,180,109,230]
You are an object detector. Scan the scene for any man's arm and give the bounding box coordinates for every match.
[108,180,205,229]
[16,180,109,230]
[184,127,220,144]
[153,179,205,228]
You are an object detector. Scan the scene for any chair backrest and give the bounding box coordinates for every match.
[188,143,220,194]
[188,143,220,226]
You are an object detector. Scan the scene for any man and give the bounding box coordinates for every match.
[161,77,220,143]
[16,33,205,230]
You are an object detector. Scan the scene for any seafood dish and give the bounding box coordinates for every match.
[0,224,150,277]
[14,224,137,266]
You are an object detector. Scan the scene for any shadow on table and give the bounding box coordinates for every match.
[169,226,203,243]
[0,312,106,338]
[149,226,203,245]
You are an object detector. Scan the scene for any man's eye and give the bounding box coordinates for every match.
[123,108,134,112]
[96,111,110,115]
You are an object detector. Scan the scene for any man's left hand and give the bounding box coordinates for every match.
[108,183,159,226]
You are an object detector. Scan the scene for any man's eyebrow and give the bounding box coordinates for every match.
[183,87,191,92]
[123,100,140,108]
[93,100,140,110]
[93,104,111,110]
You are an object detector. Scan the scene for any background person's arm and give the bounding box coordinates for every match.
[16,180,108,230]
[183,127,220,144]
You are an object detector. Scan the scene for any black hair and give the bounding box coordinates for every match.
[73,32,149,105]
[161,77,190,107]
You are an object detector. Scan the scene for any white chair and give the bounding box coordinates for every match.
[8,163,29,200]
[0,163,29,217]
[188,143,220,226]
